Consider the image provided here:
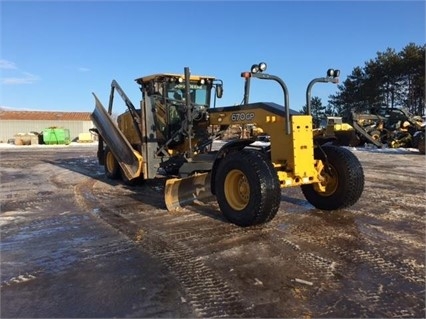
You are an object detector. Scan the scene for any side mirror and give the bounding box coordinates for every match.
[216,84,223,99]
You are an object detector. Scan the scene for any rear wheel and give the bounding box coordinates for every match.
[418,137,425,155]
[301,145,364,210]
[413,132,425,155]
[104,146,120,179]
[215,150,281,227]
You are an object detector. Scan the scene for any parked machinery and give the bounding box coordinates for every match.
[348,107,425,154]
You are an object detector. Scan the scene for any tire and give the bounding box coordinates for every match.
[215,149,281,227]
[418,137,425,155]
[413,132,425,155]
[104,146,121,179]
[301,145,364,210]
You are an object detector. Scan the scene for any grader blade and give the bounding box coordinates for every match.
[164,172,215,211]
[91,93,143,180]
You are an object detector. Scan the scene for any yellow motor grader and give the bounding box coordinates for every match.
[90,63,364,227]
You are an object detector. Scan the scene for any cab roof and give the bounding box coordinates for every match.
[135,73,216,84]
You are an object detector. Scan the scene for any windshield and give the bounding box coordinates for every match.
[167,82,209,105]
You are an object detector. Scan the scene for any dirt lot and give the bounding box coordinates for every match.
[1,144,425,318]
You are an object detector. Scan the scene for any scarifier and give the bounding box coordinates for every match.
[90,63,364,227]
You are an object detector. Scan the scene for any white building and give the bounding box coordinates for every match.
[0,110,95,143]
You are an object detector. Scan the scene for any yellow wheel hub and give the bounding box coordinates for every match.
[224,169,250,211]
[314,165,338,196]
[372,134,380,141]
[105,152,116,173]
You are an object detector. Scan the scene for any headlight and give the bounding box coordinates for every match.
[327,69,340,78]
[251,64,260,73]
[259,62,267,72]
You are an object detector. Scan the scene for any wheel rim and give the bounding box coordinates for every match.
[314,165,339,196]
[371,132,381,141]
[224,169,250,211]
[105,152,116,173]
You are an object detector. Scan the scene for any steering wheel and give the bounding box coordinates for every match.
[191,103,208,121]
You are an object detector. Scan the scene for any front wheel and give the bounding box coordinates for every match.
[104,146,120,179]
[215,150,281,227]
[301,145,364,210]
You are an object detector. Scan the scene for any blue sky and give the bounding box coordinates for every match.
[1,1,425,115]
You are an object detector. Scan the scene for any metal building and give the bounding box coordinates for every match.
[0,111,94,143]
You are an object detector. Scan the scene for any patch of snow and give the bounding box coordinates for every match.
[0,141,98,149]
[249,141,270,147]
[346,146,420,154]
[1,273,37,287]
[0,211,31,226]
[0,216,25,227]
[254,278,264,286]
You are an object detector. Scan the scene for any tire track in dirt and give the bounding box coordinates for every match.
[76,178,385,317]
[1,163,133,288]
[74,179,253,317]
[282,212,424,318]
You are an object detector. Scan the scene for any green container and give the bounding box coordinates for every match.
[43,128,71,145]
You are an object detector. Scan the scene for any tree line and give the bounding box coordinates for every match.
[301,43,425,125]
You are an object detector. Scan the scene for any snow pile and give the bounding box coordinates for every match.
[346,145,421,155]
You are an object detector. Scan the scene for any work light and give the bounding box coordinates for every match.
[327,69,340,78]
[251,64,260,74]
[259,62,267,72]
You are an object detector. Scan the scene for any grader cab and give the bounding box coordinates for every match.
[91,63,364,227]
